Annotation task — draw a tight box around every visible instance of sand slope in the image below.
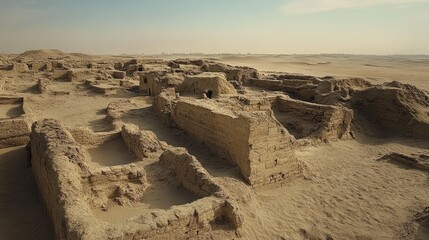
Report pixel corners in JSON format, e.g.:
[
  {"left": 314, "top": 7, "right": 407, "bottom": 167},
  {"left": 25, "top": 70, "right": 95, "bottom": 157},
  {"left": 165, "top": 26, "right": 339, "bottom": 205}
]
[
  {"left": 239, "top": 139, "right": 429, "bottom": 240},
  {"left": 0, "top": 146, "right": 54, "bottom": 239}
]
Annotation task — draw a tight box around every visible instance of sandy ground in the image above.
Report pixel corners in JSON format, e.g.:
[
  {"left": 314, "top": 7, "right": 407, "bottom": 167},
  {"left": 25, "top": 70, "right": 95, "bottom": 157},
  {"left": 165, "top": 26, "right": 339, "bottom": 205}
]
[
  {"left": 0, "top": 53, "right": 428, "bottom": 239},
  {"left": 240, "top": 138, "right": 429, "bottom": 240},
  {"left": 84, "top": 138, "right": 139, "bottom": 167},
  {"left": 0, "top": 146, "right": 54, "bottom": 239}
]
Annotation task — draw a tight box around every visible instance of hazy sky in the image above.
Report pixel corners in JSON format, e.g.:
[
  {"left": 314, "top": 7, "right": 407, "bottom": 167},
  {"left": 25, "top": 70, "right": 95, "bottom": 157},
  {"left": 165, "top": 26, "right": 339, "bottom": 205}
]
[{"left": 0, "top": 0, "right": 428, "bottom": 54}]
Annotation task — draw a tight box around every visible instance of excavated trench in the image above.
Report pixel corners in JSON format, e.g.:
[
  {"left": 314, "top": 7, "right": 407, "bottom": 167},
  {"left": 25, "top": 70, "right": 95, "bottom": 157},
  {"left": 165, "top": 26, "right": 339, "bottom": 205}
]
[
  {"left": 0, "top": 103, "right": 22, "bottom": 119},
  {"left": 0, "top": 146, "right": 54, "bottom": 239}
]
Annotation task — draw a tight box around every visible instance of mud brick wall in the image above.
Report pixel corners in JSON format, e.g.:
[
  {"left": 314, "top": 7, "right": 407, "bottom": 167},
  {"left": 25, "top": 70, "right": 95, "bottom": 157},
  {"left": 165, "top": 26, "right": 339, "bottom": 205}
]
[
  {"left": 52, "top": 69, "right": 69, "bottom": 80},
  {"left": 0, "top": 97, "right": 32, "bottom": 148},
  {"left": 70, "top": 127, "right": 120, "bottom": 145},
  {"left": 30, "top": 119, "right": 106, "bottom": 240},
  {"left": 83, "top": 164, "right": 147, "bottom": 208},
  {"left": 245, "top": 111, "right": 301, "bottom": 187},
  {"left": 30, "top": 119, "right": 243, "bottom": 239},
  {"left": 275, "top": 96, "right": 353, "bottom": 141},
  {"left": 172, "top": 101, "right": 251, "bottom": 179},
  {"left": 121, "top": 124, "right": 164, "bottom": 159},
  {"left": 248, "top": 78, "right": 284, "bottom": 91},
  {"left": 67, "top": 69, "right": 96, "bottom": 82},
  {"left": 160, "top": 148, "right": 224, "bottom": 197},
  {"left": 177, "top": 72, "right": 237, "bottom": 98},
  {"left": 171, "top": 100, "right": 301, "bottom": 186}
]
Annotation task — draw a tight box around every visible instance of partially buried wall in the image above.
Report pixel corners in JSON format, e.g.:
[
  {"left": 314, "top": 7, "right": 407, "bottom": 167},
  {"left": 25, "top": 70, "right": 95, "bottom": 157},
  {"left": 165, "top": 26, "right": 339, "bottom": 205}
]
[
  {"left": 272, "top": 96, "right": 353, "bottom": 141},
  {"left": 0, "top": 96, "right": 33, "bottom": 148},
  {"left": 168, "top": 99, "right": 301, "bottom": 186},
  {"left": 31, "top": 119, "right": 243, "bottom": 239},
  {"left": 176, "top": 72, "right": 237, "bottom": 98}
]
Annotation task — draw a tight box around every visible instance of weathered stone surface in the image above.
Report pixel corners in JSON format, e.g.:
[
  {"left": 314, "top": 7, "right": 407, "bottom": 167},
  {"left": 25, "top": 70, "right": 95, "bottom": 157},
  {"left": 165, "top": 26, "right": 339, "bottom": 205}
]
[
  {"left": 30, "top": 119, "right": 243, "bottom": 239},
  {"left": 0, "top": 96, "right": 32, "bottom": 148},
  {"left": 154, "top": 95, "right": 302, "bottom": 186}
]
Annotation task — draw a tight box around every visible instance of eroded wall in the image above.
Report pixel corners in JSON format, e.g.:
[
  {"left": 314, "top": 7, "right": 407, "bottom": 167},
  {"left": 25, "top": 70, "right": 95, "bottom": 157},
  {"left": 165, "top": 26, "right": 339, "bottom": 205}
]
[
  {"left": 170, "top": 99, "right": 301, "bottom": 186},
  {"left": 273, "top": 96, "right": 353, "bottom": 141},
  {"left": 30, "top": 119, "right": 243, "bottom": 239},
  {"left": 0, "top": 97, "right": 32, "bottom": 148}
]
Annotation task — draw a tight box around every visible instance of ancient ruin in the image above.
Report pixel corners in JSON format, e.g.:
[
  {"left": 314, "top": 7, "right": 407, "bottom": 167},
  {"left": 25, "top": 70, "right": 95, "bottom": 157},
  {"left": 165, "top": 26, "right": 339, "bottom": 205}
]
[{"left": 0, "top": 50, "right": 428, "bottom": 239}]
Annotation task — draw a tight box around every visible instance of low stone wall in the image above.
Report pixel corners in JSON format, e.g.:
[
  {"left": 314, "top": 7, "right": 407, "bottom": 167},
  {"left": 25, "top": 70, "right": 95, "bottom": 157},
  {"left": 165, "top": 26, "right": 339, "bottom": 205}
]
[
  {"left": 83, "top": 164, "right": 147, "bottom": 208},
  {"left": 274, "top": 96, "right": 353, "bottom": 141},
  {"left": 68, "top": 69, "right": 96, "bottom": 82},
  {"left": 159, "top": 98, "right": 301, "bottom": 186},
  {"left": 32, "top": 62, "right": 53, "bottom": 72},
  {"left": 38, "top": 78, "right": 51, "bottom": 93},
  {"left": 176, "top": 72, "right": 237, "bottom": 98},
  {"left": 248, "top": 79, "right": 284, "bottom": 91},
  {"left": 0, "top": 96, "right": 33, "bottom": 148},
  {"left": 12, "top": 63, "right": 29, "bottom": 73},
  {"left": 30, "top": 119, "right": 103, "bottom": 240},
  {"left": 152, "top": 90, "right": 177, "bottom": 126},
  {"left": 121, "top": 124, "right": 164, "bottom": 159},
  {"left": 70, "top": 127, "right": 120, "bottom": 145},
  {"left": 52, "top": 69, "right": 69, "bottom": 80},
  {"left": 31, "top": 119, "right": 243, "bottom": 239},
  {"left": 160, "top": 148, "right": 224, "bottom": 198}
]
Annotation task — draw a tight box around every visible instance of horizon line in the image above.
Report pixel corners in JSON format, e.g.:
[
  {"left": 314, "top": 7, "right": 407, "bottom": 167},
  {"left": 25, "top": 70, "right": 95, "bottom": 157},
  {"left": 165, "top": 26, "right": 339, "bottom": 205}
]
[{"left": 2, "top": 49, "right": 428, "bottom": 57}]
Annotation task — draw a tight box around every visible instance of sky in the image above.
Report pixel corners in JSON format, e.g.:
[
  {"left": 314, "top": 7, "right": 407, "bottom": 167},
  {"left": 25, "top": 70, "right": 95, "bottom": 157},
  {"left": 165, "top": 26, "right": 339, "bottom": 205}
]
[{"left": 0, "top": 0, "right": 428, "bottom": 55}]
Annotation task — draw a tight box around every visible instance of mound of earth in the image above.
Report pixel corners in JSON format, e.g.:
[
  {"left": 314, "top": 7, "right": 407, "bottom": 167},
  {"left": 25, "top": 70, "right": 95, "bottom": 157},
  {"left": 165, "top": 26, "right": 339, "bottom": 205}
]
[
  {"left": 317, "top": 77, "right": 373, "bottom": 94},
  {"left": 351, "top": 81, "right": 429, "bottom": 138},
  {"left": 16, "top": 49, "right": 90, "bottom": 60},
  {"left": 313, "top": 77, "right": 374, "bottom": 105}
]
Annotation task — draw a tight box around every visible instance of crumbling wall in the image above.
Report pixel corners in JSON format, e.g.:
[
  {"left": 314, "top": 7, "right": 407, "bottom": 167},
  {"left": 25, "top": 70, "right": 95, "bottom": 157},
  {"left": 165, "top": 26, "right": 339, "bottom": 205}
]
[
  {"left": 203, "top": 62, "right": 259, "bottom": 83},
  {"left": 52, "top": 69, "right": 69, "bottom": 80},
  {"left": 139, "top": 72, "right": 184, "bottom": 96},
  {"left": 351, "top": 82, "right": 429, "bottom": 138},
  {"left": 112, "top": 71, "right": 126, "bottom": 79},
  {"left": 70, "top": 127, "right": 120, "bottom": 145},
  {"left": 12, "top": 63, "right": 29, "bottom": 73},
  {"left": 246, "top": 113, "right": 301, "bottom": 186},
  {"left": 176, "top": 72, "right": 237, "bottom": 98},
  {"left": 121, "top": 124, "right": 164, "bottom": 159},
  {"left": 152, "top": 90, "right": 177, "bottom": 126},
  {"left": 248, "top": 79, "right": 284, "bottom": 91},
  {"left": 172, "top": 101, "right": 251, "bottom": 176},
  {"left": 30, "top": 119, "right": 105, "bottom": 240},
  {"left": 30, "top": 119, "right": 243, "bottom": 239},
  {"left": 67, "top": 69, "right": 96, "bottom": 82},
  {"left": 273, "top": 96, "right": 353, "bottom": 141},
  {"left": 82, "top": 164, "right": 147, "bottom": 208},
  {"left": 171, "top": 100, "right": 300, "bottom": 186},
  {"left": 317, "top": 77, "right": 373, "bottom": 93},
  {"left": 32, "top": 62, "right": 53, "bottom": 72},
  {"left": 38, "top": 78, "right": 51, "bottom": 93},
  {"left": 139, "top": 72, "right": 167, "bottom": 96},
  {"left": 160, "top": 148, "right": 224, "bottom": 197},
  {"left": 0, "top": 96, "right": 32, "bottom": 148}
]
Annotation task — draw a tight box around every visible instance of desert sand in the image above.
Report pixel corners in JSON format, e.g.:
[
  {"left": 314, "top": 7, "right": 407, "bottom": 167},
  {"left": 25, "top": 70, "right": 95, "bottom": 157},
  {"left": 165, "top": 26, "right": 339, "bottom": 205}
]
[{"left": 0, "top": 50, "right": 428, "bottom": 240}]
